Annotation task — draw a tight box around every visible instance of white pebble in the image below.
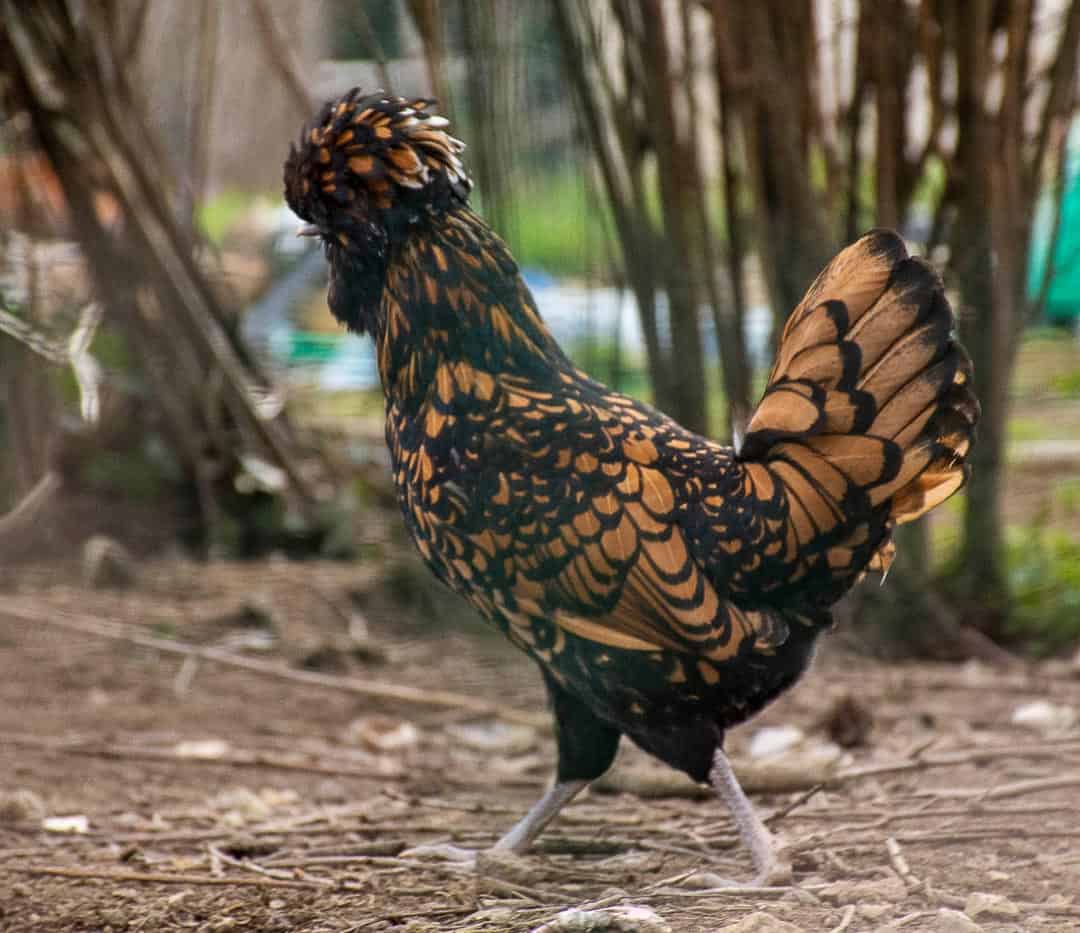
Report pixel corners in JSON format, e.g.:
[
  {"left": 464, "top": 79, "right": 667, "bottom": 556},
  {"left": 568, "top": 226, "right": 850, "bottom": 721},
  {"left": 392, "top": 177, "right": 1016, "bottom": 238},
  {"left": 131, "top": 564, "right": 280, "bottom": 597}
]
[
  {"left": 1011, "top": 701, "right": 1076, "bottom": 734},
  {"left": 965, "top": 892, "right": 1021, "bottom": 919},
  {"left": 43, "top": 815, "right": 89, "bottom": 834},
  {"left": 748, "top": 725, "right": 805, "bottom": 759},
  {"left": 532, "top": 906, "right": 671, "bottom": 933},
  {"left": 937, "top": 908, "right": 984, "bottom": 932}
]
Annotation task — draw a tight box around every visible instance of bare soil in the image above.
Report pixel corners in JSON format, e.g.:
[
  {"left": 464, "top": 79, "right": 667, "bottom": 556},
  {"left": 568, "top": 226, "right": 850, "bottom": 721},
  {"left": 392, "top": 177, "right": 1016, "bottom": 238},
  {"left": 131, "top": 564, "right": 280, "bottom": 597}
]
[{"left": 1, "top": 557, "right": 1079, "bottom": 932}]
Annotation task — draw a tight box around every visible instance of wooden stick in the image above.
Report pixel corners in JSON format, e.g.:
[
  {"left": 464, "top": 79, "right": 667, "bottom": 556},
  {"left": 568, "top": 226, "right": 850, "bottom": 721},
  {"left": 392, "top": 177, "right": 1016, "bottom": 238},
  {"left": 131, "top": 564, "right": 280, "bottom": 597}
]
[
  {"left": 12, "top": 865, "right": 332, "bottom": 890},
  {"left": 1, "top": 732, "right": 404, "bottom": 781},
  {"left": 830, "top": 742, "right": 1080, "bottom": 785},
  {"left": 0, "top": 471, "right": 61, "bottom": 546},
  {"left": 2, "top": 600, "right": 548, "bottom": 729},
  {"left": 209, "top": 845, "right": 334, "bottom": 886},
  {"left": 828, "top": 905, "right": 857, "bottom": 933},
  {"left": 245, "top": 0, "right": 312, "bottom": 116},
  {"left": 885, "top": 836, "right": 922, "bottom": 892},
  {"left": 984, "top": 775, "right": 1080, "bottom": 800}
]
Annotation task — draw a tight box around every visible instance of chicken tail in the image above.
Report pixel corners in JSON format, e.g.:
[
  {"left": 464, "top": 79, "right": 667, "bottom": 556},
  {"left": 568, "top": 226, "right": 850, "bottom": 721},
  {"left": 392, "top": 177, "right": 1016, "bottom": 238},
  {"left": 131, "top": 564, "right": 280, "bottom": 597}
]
[{"left": 739, "top": 229, "right": 979, "bottom": 587}]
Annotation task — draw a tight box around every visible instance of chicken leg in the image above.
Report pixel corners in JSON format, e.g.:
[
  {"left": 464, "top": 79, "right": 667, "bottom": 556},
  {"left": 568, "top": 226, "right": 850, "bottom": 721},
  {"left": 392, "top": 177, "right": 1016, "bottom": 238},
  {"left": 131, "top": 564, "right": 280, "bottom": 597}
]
[
  {"left": 709, "top": 747, "right": 791, "bottom": 886},
  {"left": 491, "top": 779, "right": 588, "bottom": 852},
  {"left": 403, "top": 779, "right": 587, "bottom": 865}
]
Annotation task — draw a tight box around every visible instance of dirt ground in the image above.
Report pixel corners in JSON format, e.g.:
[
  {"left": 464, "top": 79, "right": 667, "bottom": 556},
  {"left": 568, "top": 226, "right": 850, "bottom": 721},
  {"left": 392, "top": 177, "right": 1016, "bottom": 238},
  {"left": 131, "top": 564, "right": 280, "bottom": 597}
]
[{"left": 2, "top": 557, "right": 1080, "bottom": 933}]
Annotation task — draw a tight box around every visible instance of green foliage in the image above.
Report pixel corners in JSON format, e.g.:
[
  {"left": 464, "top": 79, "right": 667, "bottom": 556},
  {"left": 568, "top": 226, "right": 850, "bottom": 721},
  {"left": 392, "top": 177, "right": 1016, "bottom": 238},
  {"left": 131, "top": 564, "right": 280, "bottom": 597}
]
[
  {"left": 198, "top": 190, "right": 255, "bottom": 244},
  {"left": 1049, "top": 367, "right": 1080, "bottom": 398},
  {"left": 910, "top": 155, "right": 947, "bottom": 213},
  {"left": 566, "top": 337, "right": 651, "bottom": 399},
  {"left": 1005, "top": 521, "right": 1080, "bottom": 654},
  {"left": 509, "top": 170, "right": 612, "bottom": 278},
  {"left": 1007, "top": 416, "right": 1050, "bottom": 445},
  {"left": 1053, "top": 476, "right": 1080, "bottom": 517}
]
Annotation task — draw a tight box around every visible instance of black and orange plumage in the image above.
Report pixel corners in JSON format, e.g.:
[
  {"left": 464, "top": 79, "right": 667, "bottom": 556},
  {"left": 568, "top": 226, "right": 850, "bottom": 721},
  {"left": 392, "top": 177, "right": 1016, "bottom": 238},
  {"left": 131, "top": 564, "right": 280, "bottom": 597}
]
[{"left": 284, "top": 89, "right": 979, "bottom": 882}]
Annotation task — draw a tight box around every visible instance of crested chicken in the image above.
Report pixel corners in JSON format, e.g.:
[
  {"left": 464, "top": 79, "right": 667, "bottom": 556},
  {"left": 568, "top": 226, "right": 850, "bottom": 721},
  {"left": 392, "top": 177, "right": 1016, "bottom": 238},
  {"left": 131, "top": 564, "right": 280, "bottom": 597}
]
[{"left": 283, "top": 89, "right": 978, "bottom": 883}]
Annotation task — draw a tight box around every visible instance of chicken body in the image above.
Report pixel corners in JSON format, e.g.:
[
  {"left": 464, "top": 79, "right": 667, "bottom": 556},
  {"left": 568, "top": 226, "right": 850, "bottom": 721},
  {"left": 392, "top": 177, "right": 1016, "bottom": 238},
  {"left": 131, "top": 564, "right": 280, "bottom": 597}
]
[
  {"left": 284, "top": 90, "right": 978, "bottom": 880},
  {"left": 380, "top": 209, "right": 821, "bottom": 786}
]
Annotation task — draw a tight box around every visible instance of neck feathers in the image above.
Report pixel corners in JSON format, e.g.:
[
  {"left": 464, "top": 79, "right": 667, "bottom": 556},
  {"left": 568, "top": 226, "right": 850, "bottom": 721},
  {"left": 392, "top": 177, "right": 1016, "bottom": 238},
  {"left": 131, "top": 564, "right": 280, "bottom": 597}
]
[{"left": 369, "top": 207, "right": 567, "bottom": 406}]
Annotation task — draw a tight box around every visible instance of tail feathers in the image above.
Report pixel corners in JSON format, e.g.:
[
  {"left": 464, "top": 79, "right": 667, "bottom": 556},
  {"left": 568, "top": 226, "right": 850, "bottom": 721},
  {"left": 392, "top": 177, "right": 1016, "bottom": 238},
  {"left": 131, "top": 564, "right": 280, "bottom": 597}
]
[{"left": 741, "top": 229, "right": 978, "bottom": 590}]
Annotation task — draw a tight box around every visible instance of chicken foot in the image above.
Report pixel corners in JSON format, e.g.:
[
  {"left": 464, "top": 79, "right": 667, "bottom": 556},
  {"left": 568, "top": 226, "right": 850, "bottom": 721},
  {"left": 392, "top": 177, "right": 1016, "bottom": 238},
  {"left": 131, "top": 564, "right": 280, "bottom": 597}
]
[{"left": 709, "top": 747, "right": 792, "bottom": 886}]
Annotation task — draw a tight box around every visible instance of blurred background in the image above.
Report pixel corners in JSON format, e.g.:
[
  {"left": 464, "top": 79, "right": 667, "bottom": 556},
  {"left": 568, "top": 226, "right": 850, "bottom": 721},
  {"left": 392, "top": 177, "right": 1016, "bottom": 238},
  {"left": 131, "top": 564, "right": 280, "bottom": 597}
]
[{"left": 2, "top": 0, "right": 1080, "bottom": 658}]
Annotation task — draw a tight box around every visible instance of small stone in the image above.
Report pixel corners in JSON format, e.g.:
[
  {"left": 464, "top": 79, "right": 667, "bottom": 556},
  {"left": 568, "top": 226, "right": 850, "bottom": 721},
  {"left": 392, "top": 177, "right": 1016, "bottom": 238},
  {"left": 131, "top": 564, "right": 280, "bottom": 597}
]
[
  {"left": 987, "top": 870, "right": 1010, "bottom": 882},
  {"left": 212, "top": 787, "right": 269, "bottom": 822},
  {"left": 965, "top": 892, "right": 1020, "bottom": 919},
  {"left": 856, "top": 903, "right": 892, "bottom": 920},
  {"left": 0, "top": 789, "right": 46, "bottom": 823},
  {"left": 936, "top": 908, "right": 984, "bottom": 932},
  {"left": 174, "top": 738, "right": 230, "bottom": 759},
  {"left": 1011, "top": 700, "right": 1076, "bottom": 734},
  {"left": 43, "top": 814, "right": 89, "bottom": 834},
  {"left": 83, "top": 535, "right": 135, "bottom": 588},
  {"left": 342, "top": 714, "right": 420, "bottom": 752},
  {"left": 819, "top": 877, "right": 905, "bottom": 904},
  {"left": 532, "top": 905, "right": 672, "bottom": 933},
  {"left": 748, "top": 725, "right": 805, "bottom": 759},
  {"left": 718, "top": 912, "right": 805, "bottom": 932},
  {"left": 258, "top": 788, "right": 299, "bottom": 809},
  {"left": 445, "top": 720, "right": 537, "bottom": 755}
]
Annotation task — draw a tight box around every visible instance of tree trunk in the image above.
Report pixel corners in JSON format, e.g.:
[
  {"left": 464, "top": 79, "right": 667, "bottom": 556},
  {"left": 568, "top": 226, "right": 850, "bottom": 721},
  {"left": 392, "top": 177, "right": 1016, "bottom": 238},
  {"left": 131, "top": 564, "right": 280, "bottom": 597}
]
[
  {"left": 948, "top": 0, "right": 1007, "bottom": 625},
  {"left": 460, "top": 0, "right": 520, "bottom": 250},
  {"left": 714, "top": 0, "right": 833, "bottom": 332},
  {"left": 636, "top": 0, "right": 707, "bottom": 434},
  {"left": 550, "top": 0, "right": 675, "bottom": 415}
]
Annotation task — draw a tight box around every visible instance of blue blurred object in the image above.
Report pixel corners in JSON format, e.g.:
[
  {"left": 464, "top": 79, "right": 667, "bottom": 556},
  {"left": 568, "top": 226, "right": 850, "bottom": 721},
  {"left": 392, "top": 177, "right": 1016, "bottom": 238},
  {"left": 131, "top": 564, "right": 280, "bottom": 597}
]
[
  {"left": 244, "top": 252, "right": 771, "bottom": 392},
  {"left": 1028, "top": 121, "right": 1080, "bottom": 325}
]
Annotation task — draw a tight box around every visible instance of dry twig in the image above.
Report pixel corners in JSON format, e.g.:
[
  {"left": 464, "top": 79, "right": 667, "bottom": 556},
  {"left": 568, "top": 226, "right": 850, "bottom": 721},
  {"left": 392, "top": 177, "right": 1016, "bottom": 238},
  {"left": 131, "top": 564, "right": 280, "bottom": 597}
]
[
  {"left": 1, "top": 732, "right": 404, "bottom": 781},
  {"left": 12, "top": 865, "right": 339, "bottom": 890},
  {"left": 2, "top": 600, "right": 547, "bottom": 728},
  {"left": 828, "top": 904, "right": 857, "bottom": 933},
  {"left": 885, "top": 836, "right": 922, "bottom": 892}
]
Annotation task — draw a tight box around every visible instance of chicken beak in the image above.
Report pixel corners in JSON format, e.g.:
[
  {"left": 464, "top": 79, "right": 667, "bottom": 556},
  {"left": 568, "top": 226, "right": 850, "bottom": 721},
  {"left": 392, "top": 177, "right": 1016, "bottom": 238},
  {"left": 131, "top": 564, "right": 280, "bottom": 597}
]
[{"left": 297, "top": 224, "right": 321, "bottom": 238}]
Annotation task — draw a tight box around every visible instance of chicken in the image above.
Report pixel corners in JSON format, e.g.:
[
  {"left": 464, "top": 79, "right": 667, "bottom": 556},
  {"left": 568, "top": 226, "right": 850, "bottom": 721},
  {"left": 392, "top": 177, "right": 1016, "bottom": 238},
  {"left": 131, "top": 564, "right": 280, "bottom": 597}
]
[{"left": 283, "top": 89, "right": 979, "bottom": 883}]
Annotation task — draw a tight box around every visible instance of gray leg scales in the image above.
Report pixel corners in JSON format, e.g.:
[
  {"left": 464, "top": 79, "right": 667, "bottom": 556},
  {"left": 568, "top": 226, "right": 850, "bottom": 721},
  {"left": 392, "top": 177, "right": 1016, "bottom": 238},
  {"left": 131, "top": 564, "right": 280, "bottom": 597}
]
[
  {"left": 491, "top": 779, "right": 587, "bottom": 853},
  {"left": 709, "top": 747, "right": 792, "bottom": 886},
  {"left": 403, "top": 780, "right": 587, "bottom": 865}
]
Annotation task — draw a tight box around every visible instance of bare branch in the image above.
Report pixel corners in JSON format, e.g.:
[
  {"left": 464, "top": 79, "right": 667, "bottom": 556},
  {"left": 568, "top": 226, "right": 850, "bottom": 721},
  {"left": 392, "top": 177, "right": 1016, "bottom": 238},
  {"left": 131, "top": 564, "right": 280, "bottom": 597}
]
[
  {"left": 1033, "top": 0, "right": 1080, "bottom": 190},
  {"left": 246, "top": 0, "right": 312, "bottom": 116},
  {"left": 2, "top": 599, "right": 550, "bottom": 729}
]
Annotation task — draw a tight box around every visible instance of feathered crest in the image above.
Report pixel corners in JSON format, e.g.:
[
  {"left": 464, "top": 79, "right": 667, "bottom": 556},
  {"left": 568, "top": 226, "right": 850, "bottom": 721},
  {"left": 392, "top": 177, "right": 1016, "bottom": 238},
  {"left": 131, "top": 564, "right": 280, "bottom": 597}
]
[{"left": 284, "top": 89, "right": 471, "bottom": 231}]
